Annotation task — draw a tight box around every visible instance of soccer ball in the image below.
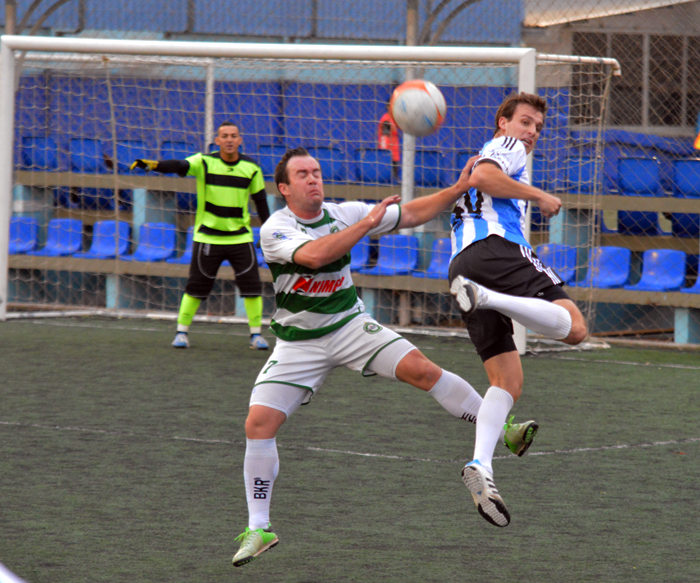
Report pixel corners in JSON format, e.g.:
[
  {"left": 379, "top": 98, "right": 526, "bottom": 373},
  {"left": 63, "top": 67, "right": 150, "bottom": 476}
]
[{"left": 389, "top": 80, "right": 447, "bottom": 137}]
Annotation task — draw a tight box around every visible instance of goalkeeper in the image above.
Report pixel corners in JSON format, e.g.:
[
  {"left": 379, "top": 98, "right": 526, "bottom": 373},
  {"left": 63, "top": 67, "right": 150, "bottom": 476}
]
[{"left": 131, "top": 121, "right": 271, "bottom": 350}]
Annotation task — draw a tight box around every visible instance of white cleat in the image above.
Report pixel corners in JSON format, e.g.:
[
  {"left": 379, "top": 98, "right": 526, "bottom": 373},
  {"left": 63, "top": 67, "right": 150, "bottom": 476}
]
[
  {"left": 172, "top": 332, "right": 190, "bottom": 349},
  {"left": 249, "top": 334, "right": 269, "bottom": 350},
  {"left": 450, "top": 275, "right": 484, "bottom": 316},
  {"left": 462, "top": 460, "right": 510, "bottom": 527}
]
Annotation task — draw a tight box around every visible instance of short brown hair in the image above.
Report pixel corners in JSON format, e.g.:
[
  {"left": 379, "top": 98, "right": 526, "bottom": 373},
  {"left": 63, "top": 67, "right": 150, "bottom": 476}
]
[
  {"left": 217, "top": 121, "right": 239, "bottom": 133},
  {"left": 274, "top": 147, "right": 311, "bottom": 189},
  {"left": 493, "top": 92, "right": 548, "bottom": 135}
]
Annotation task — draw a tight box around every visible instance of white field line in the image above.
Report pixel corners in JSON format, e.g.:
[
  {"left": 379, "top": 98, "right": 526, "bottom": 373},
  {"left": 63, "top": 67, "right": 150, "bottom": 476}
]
[
  {"left": 1, "top": 420, "right": 697, "bottom": 465},
  {"left": 10, "top": 320, "right": 700, "bottom": 370},
  {"left": 8, "top": 318, "right": 251, "bottom": 337},
  {"left": 548, "top": 355, "right": 700, "bottom": 371}
]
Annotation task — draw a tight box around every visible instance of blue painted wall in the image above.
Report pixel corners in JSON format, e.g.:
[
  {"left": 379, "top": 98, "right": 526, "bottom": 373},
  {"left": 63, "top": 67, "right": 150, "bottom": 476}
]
[{"left": 1, "top": 0, "right": 522, "bottom": 45}]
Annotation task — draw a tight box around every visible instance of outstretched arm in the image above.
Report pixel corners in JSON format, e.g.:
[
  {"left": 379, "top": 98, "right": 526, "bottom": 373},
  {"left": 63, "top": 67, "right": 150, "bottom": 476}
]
[
  {"left": 130, "top": 159, "right": 190, "bottom": 177},
  {"left": 470, "top": 161, "right": 562, "bottom": 218},
  {"left": 293, "top": 195, "right": 401, "bottom": 269},
  {"left": 397, "top": 155, "right": 477, "bottom": 230}
]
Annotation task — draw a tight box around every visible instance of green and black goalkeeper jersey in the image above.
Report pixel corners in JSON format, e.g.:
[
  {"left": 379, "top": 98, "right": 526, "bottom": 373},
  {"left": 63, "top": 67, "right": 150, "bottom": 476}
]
[{"left": 184, "top": 152, "right": 267, "bottom": 245}]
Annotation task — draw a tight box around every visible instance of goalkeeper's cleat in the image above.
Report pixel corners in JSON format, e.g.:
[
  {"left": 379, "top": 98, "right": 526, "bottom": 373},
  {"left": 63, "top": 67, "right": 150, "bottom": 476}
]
[
  {"left": 172, "top": 332, "right": 189, "bottom": 349},
  {"left": 503, "top": 415, "right": 539, "bottom": 457},
  {"left": 462, "top": 460, "right": 510, "bottom": 528},
  {"left": 130, "top": 159, "right": 159, "bottom": 172},
  {"left": 232, "top": 526, "right": 279, "bottom": 567},
  {"left": 449, "top": 275, "right": 484, "bottom": 316},
  {"left": 250, "top": 334, "right": 269, "bottom": 350}
]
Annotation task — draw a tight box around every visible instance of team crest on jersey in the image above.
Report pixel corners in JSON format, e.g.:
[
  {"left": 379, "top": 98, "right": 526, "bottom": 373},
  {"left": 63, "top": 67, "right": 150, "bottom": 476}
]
[
  {"left": 363, "top": 322, "right": 382, "bottom": 334},
  {"left": 330, "top": 225, "right": 339, "bottom": 233}
]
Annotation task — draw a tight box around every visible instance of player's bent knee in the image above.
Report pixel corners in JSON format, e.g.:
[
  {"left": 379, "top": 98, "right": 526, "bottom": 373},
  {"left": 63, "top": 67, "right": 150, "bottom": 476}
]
[
  {"left": 245, "top": 405, "right": 286, "bottom": 439},
  {"left": 395, "top": 350, "right": 443, "bottom": 391},
  {"left": 563, "top": 315, "right": 588, "bottom": 345}
]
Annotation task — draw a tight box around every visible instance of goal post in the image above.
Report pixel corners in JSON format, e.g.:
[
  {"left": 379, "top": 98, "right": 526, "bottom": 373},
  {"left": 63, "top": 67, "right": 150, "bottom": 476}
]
[{"left": 0, "top": 35, "right": 619, "bottom": 351}]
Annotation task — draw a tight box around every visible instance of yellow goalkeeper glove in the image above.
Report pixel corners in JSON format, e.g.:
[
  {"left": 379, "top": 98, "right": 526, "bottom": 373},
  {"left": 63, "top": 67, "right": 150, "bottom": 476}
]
[{"left": 130, "top": 159, "right": 159, "bottom": 172}]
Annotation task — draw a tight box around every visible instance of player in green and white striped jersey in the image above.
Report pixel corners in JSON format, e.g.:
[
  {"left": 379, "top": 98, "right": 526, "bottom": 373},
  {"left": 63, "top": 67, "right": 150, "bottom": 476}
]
[{"left": 232, "top": 147, "right": 537, "bottom": 566}]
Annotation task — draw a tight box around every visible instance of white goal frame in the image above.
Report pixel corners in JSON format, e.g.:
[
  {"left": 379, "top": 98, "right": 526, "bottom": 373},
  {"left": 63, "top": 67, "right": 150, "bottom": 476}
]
[{"left": 0, "top": 35, "right": 620, "bottom": 353}]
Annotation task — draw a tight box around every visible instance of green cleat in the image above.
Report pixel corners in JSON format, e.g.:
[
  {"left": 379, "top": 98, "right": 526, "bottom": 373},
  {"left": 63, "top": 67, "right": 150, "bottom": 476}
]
[
  {"left": 503, "top": 415, "right": 539, "bottom": 457},
  {"left": 232, "top": 526, "right": 279, "bottom": 567}
]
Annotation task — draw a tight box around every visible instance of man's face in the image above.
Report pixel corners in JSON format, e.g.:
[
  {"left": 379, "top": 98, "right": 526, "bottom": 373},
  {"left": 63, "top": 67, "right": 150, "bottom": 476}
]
[
  {"left": 215, "top": 125, "right": 242, "bottom": 156},
  {"left": 278, "top": 156, "right": 324, "bottom": 218},
  {"left": 498, "top": 103, "right": 544, "bottom": 154}
]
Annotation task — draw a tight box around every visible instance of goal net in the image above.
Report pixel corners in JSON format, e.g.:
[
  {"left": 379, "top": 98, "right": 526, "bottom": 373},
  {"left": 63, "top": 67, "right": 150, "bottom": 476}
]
[{"left": 0, "top": 37, "right": 618, "bottom": 349}]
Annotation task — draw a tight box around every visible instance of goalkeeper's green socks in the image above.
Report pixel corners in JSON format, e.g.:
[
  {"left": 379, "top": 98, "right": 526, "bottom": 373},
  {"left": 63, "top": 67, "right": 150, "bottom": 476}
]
[
  {"left": 177, "top": 293, "right": 202, "bottom": 332},
  {"left": 244, "top": 296, "right": 263, "bottom": 335}
]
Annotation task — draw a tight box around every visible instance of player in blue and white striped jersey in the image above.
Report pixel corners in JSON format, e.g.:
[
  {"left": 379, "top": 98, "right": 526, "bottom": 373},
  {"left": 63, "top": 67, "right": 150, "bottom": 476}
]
[
  {"left": 448, "top": 92, "right": 589, "bottom": 528},
  {"left": 451, "top": 134, "right": 533, "bottom": 251}
]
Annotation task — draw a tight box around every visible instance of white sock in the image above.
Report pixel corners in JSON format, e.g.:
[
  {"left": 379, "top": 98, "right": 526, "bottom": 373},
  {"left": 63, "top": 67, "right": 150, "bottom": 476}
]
[
  {"left": 177, "top": 324, "right": 189, "bottom": 333},
  {"left": 479, "top": 287, "right": 572, "bottom": 340},
  {"left": 473, "top": 386, "right": 514, "bottom": 476},
  {"left": 428, "top": 369, "right": 482, "bottom": 424},
  {"left": 244, "top": 438, "right": 279, "bottom": 530}
]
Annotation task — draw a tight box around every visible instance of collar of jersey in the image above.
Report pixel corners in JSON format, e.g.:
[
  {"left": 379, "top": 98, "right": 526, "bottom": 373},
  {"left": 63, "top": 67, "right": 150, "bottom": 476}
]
[
  {"left": 207, "top": 151, "right": 241, "bottom": 166},
  {"left": 291, "top": 207, "right": 328, "bottom": 228}
]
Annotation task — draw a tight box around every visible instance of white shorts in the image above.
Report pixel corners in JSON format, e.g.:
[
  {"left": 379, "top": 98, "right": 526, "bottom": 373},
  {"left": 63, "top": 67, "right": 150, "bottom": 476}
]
[{"left": 250, "top": 313, "right": 416, "bottom": 417}]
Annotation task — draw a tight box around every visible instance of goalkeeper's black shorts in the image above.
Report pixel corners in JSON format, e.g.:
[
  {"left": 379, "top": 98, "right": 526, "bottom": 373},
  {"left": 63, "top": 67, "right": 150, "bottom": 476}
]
[{"left": 185, "top": 240, "right": 262, "bottom": 298}]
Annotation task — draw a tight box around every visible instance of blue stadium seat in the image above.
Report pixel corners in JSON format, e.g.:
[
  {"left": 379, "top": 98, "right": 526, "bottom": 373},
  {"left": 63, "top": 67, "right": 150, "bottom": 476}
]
[
  {"left": 350, "top": 236, "right": 372, "bottom": 271},
  {"left": 680, "top": 278, "right": 700, "bottom": 294},
  {"left": 359, "top": 234, "right": 419, "bottom": 276},
  {"left": 27, "top": 218, "right": 83, "bottom": 257},
  {"left": 69, "top": 138, "right": 106, "bottom": 174},
  {"left": 9, "top": 217, "right": 39, "bottom": 254},
  {"left": 570, "top": 246, "right": 631, "bottom": 288},
  {"left": 415, "top": 150, "right": 450, "bottom": 188},
  {"left": 532, "top": 155, "right": 566, "bottom": 193},
  {"left": 157, "top": 81, "right": 206, "bottom": 145},
  {"left": 623, "top": 249, "right": 686, "bottom": 292},
  {"left": 52, "top": 77, "right": 112, "bottom": 144},
  {"left": 68, "top": 138, "right": 119, "bottom": 210},
  {"left": 19, "top": 136, "right": 58, "bottom": 171},
  {"left": 175, "top": 191, "right": 197, "bottom": 213},
  {"left": 412, "top": 238, "right": 451, "bottom": 279},
  {"left": 113, "top": 140, "right": 155, "bottom": 174},
  {"left": 670, "top": 159, "right": 700, "bottom": 238},
  {"left": 456, "top": 151, "right": 477, "bottom": 171},
  {"left": 565, "top": 157, "right": 616, "bottom": 232},
  {"left": 535, "top": 243, "right": 577, "bottom": 285},
  {"left": 529, "top": 155, "right": 555, "bottom": 231},
  {"left": 160, "top": 141, "right": 199, "bottom": 211},
  {"left": 354, "top": 149, "right": 393, "bottom": 184},
  {"left": 166, "top": 226, "right": 195, "bottom": 265},
  {"left": 73, "top": 220, "right": 130, "bottom": 259},
  {"left": 616, "top": 158, "right": 666, "bottom": 235},
  {"left": 252, "top": 227, "right": 267, "bottom": 268},
  {"left": 566, "top": 157, "right": 597, "bottom": 193},
  {"left": 531, "top": 156, "right": 549, "bottom": 191},
  {"left": 257, "top": 145, "right": 288, "bottom": 179},
  {"left": 307, "top": 146, "right": 347, "bottom": 183},
  {"left": 161, "top": 140, "right": 197, "bottom": 160},
  {"left": 213, "top": 82, "right": 284, "bottom": 154},
  {"left": 283, "top": 83, "right": 363, "bottom": 151},
  {"left": 120, "top": 223, "right": 176, "bottom": 262}
]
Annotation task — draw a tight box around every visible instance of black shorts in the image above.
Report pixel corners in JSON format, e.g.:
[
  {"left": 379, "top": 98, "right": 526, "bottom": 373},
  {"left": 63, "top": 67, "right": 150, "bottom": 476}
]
[
  {"left": 448, "top": 235, "right": 571, "bottom": 362},
  {"left": 185, "top": 240, "right": 262, "bottom": 299}
]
